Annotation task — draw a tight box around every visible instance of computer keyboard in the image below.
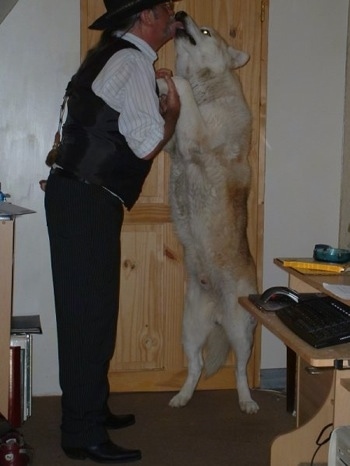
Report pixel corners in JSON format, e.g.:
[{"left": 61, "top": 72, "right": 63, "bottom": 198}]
[{"left": 275, "top": 296, "right": 350, "bottom": 348}]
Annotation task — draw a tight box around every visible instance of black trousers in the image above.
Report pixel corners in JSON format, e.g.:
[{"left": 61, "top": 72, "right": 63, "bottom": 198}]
[{"left": 45, "top": 173, "right": 124, "bottom": 447}]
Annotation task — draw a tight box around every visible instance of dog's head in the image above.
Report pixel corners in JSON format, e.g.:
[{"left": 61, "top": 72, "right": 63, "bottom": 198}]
[{"left": 174, "top": 11, "right": 249, "bottom": 79}]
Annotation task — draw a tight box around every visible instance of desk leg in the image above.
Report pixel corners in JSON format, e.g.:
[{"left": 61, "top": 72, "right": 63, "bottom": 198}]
[
  {"left": 333, "top": 370, "right": 350, "bottom": 427},
  {"left": 286, "top": 347, "right": 296, "bottom": 414},
  {"left": 271, "top": 374, "right": 334, "bottom": 465}
]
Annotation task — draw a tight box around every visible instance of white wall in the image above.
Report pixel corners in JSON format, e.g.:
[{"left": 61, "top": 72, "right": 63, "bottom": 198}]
[
  {"left": 0, "top": 0, "right": 80, "bottom": 395},
  {"left": 262, "top": 0, "right": 349, "bottom": 368},
  {"left": 0, "top": 0, "right": 19, "bottom": 24},
  {"left": 0, "top": 0, "right": 348, "bottom": 395}
]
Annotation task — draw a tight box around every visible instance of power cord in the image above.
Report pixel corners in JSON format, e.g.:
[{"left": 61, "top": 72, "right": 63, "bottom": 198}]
[{"left": 310, "top": 423, "right": 333, "bottom": 466}]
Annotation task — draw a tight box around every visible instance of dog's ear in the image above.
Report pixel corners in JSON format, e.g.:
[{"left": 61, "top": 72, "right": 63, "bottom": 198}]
[{"left": 228, "top": 48, "right": 250, "bottom": 69}]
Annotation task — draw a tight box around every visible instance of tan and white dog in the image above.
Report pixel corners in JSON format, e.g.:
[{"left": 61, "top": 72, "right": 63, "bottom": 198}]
[{"left": 158, "top": 11, "right": 259, "bottom": 414}]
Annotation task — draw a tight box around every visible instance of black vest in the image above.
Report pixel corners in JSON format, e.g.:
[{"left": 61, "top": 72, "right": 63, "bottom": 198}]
[{"left": 56, "top": 38, "right": 154, "bottom": 210}]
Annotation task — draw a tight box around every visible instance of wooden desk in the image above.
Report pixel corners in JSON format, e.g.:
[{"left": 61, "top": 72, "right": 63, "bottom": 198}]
[
  {"left": 274, "top": 257, "right": 350, "bottom": 304},
  {"left": 240, "top": 262, "right": 350, "bottom": 466},
  {"left": 0, "top": 219, "right": 14, "bottom": 418},
  {"left": 0, "top": 205, "right": 35, "bottom": 418}
]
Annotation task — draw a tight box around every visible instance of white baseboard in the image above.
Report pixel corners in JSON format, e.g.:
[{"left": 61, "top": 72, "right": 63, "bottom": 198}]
[{"left": 260, "top": 368, "right": 286, "bottom": 391}]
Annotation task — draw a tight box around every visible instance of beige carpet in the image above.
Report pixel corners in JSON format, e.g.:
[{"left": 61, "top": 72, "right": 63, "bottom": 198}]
[{"left": 21, "top": 389, "right": 295, "bottom": 466}]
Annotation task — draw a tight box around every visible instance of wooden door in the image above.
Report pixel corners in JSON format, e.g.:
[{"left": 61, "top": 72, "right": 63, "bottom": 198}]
[{"left": 80, "top": 0, "right": 267, "bottom": 393}]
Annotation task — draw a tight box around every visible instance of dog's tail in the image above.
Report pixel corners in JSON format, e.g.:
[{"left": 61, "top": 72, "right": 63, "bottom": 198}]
[{"left": 204, "top": 324, "right": 230, "bottom": 377}]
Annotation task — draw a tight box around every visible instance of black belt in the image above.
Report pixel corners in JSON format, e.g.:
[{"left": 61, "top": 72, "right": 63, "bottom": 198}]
[
  {"left": 50, "top": 167, "right": 91, "bottom": 185},
  {"left": 50, "top": 167, "right": 123, "bottom": 204}
]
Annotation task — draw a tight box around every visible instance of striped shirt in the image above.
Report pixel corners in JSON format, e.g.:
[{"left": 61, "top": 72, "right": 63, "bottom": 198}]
[{"left": 92, "top": 32, "right": 164, "bottom": 159}]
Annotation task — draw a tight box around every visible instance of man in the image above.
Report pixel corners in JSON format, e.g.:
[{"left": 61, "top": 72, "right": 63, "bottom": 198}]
[{"left": 44, "top": 0, "right": 182, "bottom": 463}]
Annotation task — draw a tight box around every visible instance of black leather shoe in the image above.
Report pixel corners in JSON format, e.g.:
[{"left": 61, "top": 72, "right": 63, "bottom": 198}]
[
  {"left": 63, "top": 439, "right": 142, "bottom": 463},
  {"left": 104, "top": 413, "right": 135, "bottom": 430}
]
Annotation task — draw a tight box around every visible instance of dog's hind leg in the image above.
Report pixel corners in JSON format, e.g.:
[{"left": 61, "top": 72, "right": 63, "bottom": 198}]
[
  {"left": 169, "top": 279, "right": 214, "bottom": 408},
  {"left": 221, "top": 292, "right": 259, "bottom": 414}
]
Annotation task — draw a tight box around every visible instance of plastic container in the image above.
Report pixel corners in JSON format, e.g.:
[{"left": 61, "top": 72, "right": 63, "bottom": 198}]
[
  {"left": 0, "top": 183, "right": 6, "bottom": 202},
  {"left": 313, "top": 244, "right": 350, "bottom": 264}
]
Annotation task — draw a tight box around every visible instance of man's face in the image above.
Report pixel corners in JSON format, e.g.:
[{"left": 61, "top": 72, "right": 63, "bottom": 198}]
[{"left": 152, "top": 1, "right": 180, "bottom": 48}]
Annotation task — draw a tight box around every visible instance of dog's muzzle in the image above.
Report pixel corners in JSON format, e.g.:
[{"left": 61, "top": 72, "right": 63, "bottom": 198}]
[{"left": 175, "top": 11, "right": 196, "bottom": 45}]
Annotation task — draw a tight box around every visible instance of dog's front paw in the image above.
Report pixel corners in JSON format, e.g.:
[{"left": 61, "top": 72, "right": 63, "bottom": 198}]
[
  {"left": 157, "top": 76, "right": 191, "bottom": 99},
  {"left": 156, "top": 77, "right": 168, "bottom": 96},
  {"left": 171, "top": 76, "right": 192, "bottom": 98},
  {"left": 239, "top": 399, "right": 259, "bottom": 414},
  {"left": 169, "top": 392, "right": 191, "bottom": 408}
]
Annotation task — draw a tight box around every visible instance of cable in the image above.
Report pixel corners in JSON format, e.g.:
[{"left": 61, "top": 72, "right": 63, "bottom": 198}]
[{"left": 310, "top": 423, "right": 333, "bottom": 466}]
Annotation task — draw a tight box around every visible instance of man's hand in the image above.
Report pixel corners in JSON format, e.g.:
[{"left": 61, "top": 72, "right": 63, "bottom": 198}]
[
  {"left": 143, "top": 73, "right": 181, "bottom": 160},
  {"left": 156, "top": 68, "right": 173, "bottom": 80},
  {"left": 160, "top": 75, "right": 181, "bottom": 124}
]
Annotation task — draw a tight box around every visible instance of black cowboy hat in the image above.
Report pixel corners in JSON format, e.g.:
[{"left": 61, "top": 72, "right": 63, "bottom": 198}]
[{"left": 89, "top": 0, "right": 180, "bottom": 30}]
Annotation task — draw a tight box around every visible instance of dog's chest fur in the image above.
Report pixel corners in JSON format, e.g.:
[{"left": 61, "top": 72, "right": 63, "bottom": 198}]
[{"left": 169, "top": 73, "right": 253, "bottom": 276}]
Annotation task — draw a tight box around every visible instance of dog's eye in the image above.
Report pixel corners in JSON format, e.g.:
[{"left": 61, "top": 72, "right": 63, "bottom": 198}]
[{"left": 201, "top": 28, "right": 211, "bottom": 37}]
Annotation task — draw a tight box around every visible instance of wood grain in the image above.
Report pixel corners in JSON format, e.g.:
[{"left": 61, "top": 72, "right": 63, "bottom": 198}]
[{"left": 80, "top": 0, "right": 267, "bottom": 393}]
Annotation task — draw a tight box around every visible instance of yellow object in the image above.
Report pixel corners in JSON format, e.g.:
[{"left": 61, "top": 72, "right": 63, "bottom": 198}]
[{"left": 277, "top": 257, "right": 350, "bottom": 274}]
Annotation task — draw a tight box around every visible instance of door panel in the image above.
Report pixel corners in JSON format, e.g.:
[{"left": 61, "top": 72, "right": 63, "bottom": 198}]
[{"left": 80, "top": 0, "right": 267, "bottom": 392}]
